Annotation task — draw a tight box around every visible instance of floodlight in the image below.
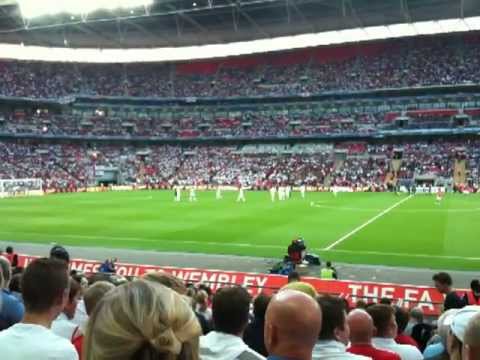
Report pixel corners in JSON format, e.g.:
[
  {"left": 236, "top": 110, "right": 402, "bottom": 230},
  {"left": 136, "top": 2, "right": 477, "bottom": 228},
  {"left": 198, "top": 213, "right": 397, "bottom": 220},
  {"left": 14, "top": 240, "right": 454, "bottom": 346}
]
[
  {"left": 438, "top": 19, "right": 468, "bottom": 33},
  {"left": 413, "top": 21, "right": 441, "bottom": 35},
  {"left": 387, "top": 23, "right": 417, "bottom": 38},
  {"left": 2, "top": 15, "right": 480, "bottom": 63},
  {"left": 364, "top": 26, "right": 391, "bottom": 41},
  {"left": 464, "top": 17, "right": 480, "bottom": 31}
]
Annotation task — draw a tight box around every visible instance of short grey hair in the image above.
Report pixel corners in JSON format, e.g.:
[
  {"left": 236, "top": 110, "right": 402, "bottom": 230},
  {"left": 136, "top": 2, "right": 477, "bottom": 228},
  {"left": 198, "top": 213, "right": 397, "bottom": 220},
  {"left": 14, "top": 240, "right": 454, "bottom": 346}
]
[{"left": 410, "top": 307, "right": 424, "bottom": 323}]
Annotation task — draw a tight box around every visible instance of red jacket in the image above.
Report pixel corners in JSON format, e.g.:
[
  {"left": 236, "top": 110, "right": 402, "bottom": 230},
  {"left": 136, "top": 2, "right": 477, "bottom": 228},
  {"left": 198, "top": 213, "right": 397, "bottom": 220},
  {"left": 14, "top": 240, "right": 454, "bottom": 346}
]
[
  {"left": 466, "top": 291, "right": 480, "bottom": 305},
  {"left": 348, "top": 344, "right": 401, "bottom": 360}
]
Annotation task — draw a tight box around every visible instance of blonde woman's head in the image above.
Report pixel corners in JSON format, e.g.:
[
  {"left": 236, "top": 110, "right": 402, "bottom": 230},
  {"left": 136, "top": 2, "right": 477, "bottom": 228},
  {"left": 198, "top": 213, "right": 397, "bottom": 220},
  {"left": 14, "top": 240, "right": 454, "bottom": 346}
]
[{"left": 83, "top": 279, "right": 202, "bottom": 360}]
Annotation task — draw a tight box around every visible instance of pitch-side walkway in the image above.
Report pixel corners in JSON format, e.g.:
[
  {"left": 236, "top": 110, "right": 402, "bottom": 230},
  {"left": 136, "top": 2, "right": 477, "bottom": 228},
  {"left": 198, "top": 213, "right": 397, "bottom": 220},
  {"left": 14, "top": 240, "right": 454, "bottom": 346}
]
[{"left": 0, "top": 241, "right": 477, "bottom": 288}]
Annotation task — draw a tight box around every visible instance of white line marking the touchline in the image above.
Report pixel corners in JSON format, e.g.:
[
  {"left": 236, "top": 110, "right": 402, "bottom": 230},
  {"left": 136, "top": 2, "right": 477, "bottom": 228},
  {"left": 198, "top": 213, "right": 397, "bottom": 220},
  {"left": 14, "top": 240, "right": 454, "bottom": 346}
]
[
  {"left": 323, "top": 195, "right": 413, "bottom": 251},
  {"left": 0, "top": 228, "right": 477, "bottom": 261},
  {"left": 0, "top": 231, "right": 284, "bottom": 250}
]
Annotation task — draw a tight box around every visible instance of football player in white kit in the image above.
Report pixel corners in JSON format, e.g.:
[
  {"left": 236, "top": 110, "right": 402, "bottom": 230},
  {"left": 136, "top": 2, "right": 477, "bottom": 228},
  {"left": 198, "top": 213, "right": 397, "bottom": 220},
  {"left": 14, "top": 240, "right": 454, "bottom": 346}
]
[
  {"left": 216, "top": 185, "right": 223, "bottom": 200},
  {"left": 237, "top": 184, "right": 246, "bottom": 203},
  {"left": 189, "top": 186, "right": 197, "bottom": 202},
  {"left": 285, "top": 185, "right": 291, "bottom": 200},
  {"left": 269, "top": 186, "right": 277, "bottom": 202},
  {"left": 300, "top": 184, "right": 306, "bottom": 199},
  {"left": 332, "top": 185, "right": 338, "bottom": 197},
  {"left": 278, "top": 186, "right": 285, "bottom": 201}
]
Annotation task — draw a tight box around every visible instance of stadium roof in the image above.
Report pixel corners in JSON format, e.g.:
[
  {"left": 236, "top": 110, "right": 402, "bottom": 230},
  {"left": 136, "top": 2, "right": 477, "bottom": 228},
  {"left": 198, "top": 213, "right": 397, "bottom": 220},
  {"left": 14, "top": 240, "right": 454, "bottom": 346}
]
[{"left": 0, "top": 0, "right": 479, "bottom": 49}]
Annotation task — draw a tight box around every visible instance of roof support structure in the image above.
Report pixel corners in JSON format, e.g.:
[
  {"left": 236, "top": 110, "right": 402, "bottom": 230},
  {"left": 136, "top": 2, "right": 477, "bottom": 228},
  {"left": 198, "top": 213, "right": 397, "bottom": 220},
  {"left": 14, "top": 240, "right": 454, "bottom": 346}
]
[
  {"left": 230, "top": 1, "right": 270, "bottom": 38},
  {"left": 286, "top": 0, "right": 315, "bottom": 32},
  {"left": 400, "top": 0, "right": 412, "bottom": 23}
]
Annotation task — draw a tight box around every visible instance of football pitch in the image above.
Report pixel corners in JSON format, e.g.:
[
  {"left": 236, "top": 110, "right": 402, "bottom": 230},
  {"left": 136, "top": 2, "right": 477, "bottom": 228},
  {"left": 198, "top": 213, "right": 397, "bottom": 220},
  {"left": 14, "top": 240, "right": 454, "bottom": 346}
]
[{"left": 1, "top": 190, "right": 479, "bottom": 271}]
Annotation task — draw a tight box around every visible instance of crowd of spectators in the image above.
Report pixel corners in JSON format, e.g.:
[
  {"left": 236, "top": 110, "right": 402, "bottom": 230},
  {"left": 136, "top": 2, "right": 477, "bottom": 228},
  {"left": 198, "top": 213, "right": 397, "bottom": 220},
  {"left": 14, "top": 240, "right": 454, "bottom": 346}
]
[
  {"left": 1, "top": 106, "right": 477, "bottom": 139},
  {"left": 0, "top": 140, "right": 478, "bottom": 191},
  {"left": 0, "top": 247, "right": 480, "bottom": 360},
  {"left": 0, "top": 36, "right": 480, "bottom": 99}
]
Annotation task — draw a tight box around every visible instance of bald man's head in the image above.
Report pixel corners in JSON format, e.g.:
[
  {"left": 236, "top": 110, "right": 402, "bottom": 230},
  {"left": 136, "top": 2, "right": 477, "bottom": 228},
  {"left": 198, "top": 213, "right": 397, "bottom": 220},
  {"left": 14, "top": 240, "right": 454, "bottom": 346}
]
[
  {"left": 347, "top": 309, "right": 375, "bottom": 344},
  {"left": 265, "top": 290, "right": 322, "bottom": 360}
]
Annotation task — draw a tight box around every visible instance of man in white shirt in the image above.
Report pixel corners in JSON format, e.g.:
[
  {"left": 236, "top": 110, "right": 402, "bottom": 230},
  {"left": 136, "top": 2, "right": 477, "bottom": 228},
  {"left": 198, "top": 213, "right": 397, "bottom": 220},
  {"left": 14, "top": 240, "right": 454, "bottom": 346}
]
[
  {"left": 300, "top": 184, "right": 306, "bottom": 199},
  {"left": 270, "top": 186, "right": 277, "bottom": 202},
  {"left": 200, "top": 287, "right": 264, "bottom": 360},
  {"left": 367, "top": 304, "right": 423, "bottom": 360},
  {"left": 237, "top": 185, "right": 246, "bottom": 203},
  {"left": 189, "top": 186, "right": 197, "bottom": 202},
  {"left": 313, "top": 296, "right": 370, "bottom": 360},
  {"left": 51, "top": 277, "right": 82, "bottom": 340},
  {"left": 216, "top": 185, "right": 223, "bottom": 200},
  {"left": 0, "top": 257, "right": 78, "bottom": 360}
]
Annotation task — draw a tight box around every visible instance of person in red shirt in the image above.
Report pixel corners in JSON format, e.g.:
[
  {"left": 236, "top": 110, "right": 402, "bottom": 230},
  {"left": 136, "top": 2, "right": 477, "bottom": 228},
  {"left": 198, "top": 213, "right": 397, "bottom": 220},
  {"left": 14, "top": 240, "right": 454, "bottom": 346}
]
[
  {"left": 4, "top": 246, "right": 18, "bottom": 269},
  {"left": 394, "top": 306, "right": 419, "bottom": 348},
  {"left": 347, "top": 309, "right": 401, "bottom": 360},
  {"left": 463, "top": 280, "right": 480, "bottom": 306}
]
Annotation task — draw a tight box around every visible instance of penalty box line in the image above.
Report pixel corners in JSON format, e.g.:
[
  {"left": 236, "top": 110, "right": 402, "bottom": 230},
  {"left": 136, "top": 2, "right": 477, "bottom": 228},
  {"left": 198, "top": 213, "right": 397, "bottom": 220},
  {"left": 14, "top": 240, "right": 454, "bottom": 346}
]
[{"left": 323, "top": 195, "right": 413, "bottom": 251}]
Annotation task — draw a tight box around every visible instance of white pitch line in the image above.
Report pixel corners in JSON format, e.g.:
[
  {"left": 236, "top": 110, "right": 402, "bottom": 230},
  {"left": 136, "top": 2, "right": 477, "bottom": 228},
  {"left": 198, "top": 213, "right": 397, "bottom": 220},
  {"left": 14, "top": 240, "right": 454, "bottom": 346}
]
[
  {"left": 319, "top": 248, "right": 480, "bottom": 261},
  {"left": 324, "top": 195, "right": 413, "bottom": 251},
  {"left": 0, "top": 231, "right": 284, "bottom": 250},
  {"left": 0, "top": 229, "right": 477, "bottom": 262}
]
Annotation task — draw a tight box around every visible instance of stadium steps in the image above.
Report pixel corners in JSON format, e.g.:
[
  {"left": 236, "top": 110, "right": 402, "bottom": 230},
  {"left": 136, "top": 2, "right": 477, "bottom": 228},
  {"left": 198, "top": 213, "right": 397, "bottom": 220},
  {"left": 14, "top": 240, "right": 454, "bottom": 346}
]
[
  {"left": 454, "top": 159, "right": 467, "bottom": 185},
  {"left": 387, "top": 159, "right": 403, "bottom": 185},
  {"left": 324, "top": 174, "right": 332, "bottom": 187}
]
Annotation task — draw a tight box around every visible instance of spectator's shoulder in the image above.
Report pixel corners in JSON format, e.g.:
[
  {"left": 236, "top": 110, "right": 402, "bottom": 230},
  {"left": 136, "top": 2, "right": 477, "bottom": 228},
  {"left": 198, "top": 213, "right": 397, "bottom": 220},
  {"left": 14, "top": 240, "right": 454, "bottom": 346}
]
[
  {"left": 49, "top": 332, "right": 79, "bottom": 360},
  {"left": 239, "top": 347, "right": 266, "bottom": 360}
]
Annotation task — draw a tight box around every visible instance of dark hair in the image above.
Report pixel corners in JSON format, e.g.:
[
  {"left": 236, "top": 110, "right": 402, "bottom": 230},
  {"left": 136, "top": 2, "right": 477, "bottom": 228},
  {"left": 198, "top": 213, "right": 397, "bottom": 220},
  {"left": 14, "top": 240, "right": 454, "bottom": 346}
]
[
  {"left": 471, "top": 279, "right": 480, "bottom": 293},
  {"left": 317, "top": 295, "right": 347, "bottom": 340},
  {"left": 49, "top": 245, "right": 70, "bottom": 264},
  {"left": 68, "top": 277, "right": 81, "bottom": 303},
  {"left": 355, "top": 300, "right": 367, "bottom": 309},
  {"left": 6, "top": 246, "right": 13, "bottom": 254},
  {"left": 212, "top": 287, "right": 252, "bottom": 335},
  {"left": 8, "top": 273, "right": 22, "bottom": 293},
  {"left": 432, "top": 272, "right": 452, "bottom": 286},
  {"left": 367, "top": 304, "right": 395, "bottom": 337},
  {"left": 21, "top": 258, "right": 69, "bottom": 313},
  {"left": 253, "top": 293, "right": 271, "bottom": 320},
  {"left": 395, "top": 306, "right": 410, "bottom": 333},
  {"left": 198, "top": 283, "right": 213, "bottom": 297},
  {"left": 380, "top": 297, "right": 392, "bottom": 305},
  {"left": 288, "top": 271, "right": 301, "bottom": 283},
  {"left": 326, "top": 261, "right": 332, "bottom": 267}
]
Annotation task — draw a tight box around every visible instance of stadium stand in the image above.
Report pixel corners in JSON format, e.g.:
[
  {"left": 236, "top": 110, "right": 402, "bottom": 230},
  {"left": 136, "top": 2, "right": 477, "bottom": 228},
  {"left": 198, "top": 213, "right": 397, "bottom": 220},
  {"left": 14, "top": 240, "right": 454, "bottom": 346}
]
[
  {"left": 1, "top": 1, "right": 480, "bottom": 357},
  {"left": 0, "top": 140, "right": 478, "bottom": 192},
  {"left": 1, "top": 35, "right": 480, "bottom": 99}
]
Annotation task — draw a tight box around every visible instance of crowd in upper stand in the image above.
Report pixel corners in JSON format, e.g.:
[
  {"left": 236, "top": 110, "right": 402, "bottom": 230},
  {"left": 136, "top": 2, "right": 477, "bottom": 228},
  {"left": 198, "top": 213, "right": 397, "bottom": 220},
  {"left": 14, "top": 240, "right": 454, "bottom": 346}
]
[
  {"left": 0, "top": 140, "right": 478, "bottom": 191},
  {"left": 1, "top": 108, "right": 478, "bottom": 139},
  {"left": 1, "top": 35, "right": 480, "bottom": 99}
]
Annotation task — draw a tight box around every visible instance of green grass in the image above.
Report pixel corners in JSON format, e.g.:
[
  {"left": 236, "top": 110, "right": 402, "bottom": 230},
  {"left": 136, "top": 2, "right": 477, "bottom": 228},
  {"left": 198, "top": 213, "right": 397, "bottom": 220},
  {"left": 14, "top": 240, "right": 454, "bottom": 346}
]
[{"left": 1, "top": 190, "right": 479, "bottom": 270}]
